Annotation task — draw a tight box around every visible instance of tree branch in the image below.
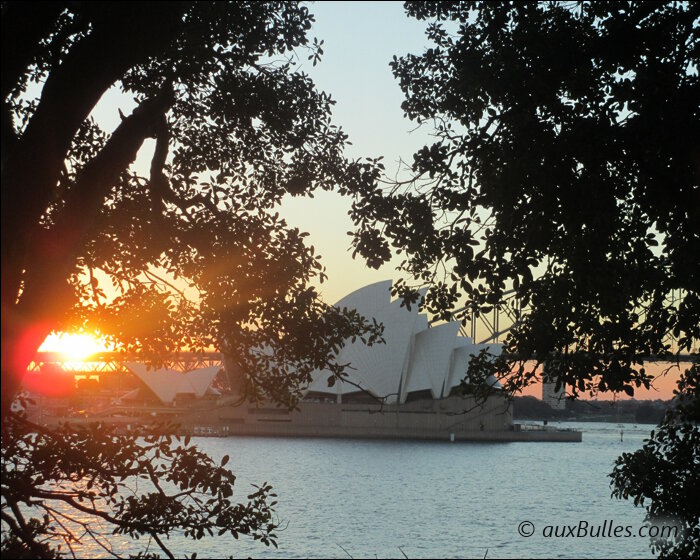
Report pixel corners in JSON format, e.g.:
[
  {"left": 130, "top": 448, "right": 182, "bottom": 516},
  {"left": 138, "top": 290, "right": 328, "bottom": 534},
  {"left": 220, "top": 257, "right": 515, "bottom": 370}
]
[
  {"left": 2, "top": 91, "right": 174, "bottom": 420},
  {"left": 150, "top": 531, "right": 176, "bottom": 560},
  {"left": 0, "top": 1, "right": 67, "bottom": 99},
  {"left": 148, "top": 113, "right": 171, "bottom": 219},
  {"left": 6, "top": 498, "right": 51, "bottom": 559},
  {"left": 1, "top": 3, "right": 183, "bottom": 314}
]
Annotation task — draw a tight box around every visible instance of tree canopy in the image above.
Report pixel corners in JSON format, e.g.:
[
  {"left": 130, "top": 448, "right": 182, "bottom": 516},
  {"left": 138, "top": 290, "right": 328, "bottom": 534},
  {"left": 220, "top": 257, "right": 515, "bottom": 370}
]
[
  {"left": 348, "top": 1, "right": 698, "bottom": 556},
  {"left": 1, "top": 2, "right": 382, "bottom": 557},
  {"left": 1, "top": 1, "right": 383, "bottom": 416}
]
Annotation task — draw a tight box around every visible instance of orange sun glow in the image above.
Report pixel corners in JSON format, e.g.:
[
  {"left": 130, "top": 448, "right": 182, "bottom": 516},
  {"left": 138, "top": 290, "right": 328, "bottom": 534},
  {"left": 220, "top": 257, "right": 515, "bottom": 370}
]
[{"left": 39, "top": 333, "right": 110, "bottom": 362}]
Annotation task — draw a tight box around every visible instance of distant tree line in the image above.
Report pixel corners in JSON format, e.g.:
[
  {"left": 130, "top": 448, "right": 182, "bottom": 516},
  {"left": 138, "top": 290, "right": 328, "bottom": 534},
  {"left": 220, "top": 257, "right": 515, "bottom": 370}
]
[{"left": 514, "top": 396, "right": 670, "bottom": 424}]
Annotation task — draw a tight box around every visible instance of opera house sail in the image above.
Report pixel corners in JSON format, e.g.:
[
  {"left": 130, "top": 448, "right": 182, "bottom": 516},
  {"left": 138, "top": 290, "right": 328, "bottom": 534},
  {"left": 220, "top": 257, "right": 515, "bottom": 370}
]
[
  {"left": 213, "top": 280, "right": 579, "bottom": 441},
  {"left": 246, "top": 280, "right": 579, "bottom": 441}
]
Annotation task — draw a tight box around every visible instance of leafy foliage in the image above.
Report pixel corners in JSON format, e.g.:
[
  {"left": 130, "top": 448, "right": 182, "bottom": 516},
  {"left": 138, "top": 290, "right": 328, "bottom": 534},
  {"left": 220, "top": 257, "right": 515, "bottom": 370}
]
[
  {"left": 353, "top": 1, "right": 698, "bottom": 395},
  {"left": 347, "top": 2, "right": 699, "bottom": 556},
  {"left": 1, "top": 1, "right": 384, "bottom": 557},
  {"left": 1, "top": 413, "right": 278, "bottom": 558},
  {"left": 611, "top": 363, "right": 700, "bottom": 559},
  {"left": 2, "top": 1, "right": 383, "bottom": 410}
]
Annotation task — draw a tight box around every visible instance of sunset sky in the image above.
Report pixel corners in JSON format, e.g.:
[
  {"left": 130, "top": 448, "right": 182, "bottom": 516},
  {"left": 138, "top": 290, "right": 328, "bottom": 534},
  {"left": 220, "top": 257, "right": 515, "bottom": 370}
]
[
  {"left": 279, "top": 1, "right": 435, "bottom": 303},
  {"left": 39, "top": 2, "right": 686, "bottom": 400}
]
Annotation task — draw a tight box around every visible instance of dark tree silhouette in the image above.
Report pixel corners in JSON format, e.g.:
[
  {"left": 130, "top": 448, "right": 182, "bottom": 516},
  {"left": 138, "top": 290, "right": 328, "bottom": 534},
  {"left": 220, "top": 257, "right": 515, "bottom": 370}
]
[
  {"left": 1, "top": 2, "right": 382, "bottom": 557},
  {"left": 349, "top": 2, "right": 698, "bottom": 557}
]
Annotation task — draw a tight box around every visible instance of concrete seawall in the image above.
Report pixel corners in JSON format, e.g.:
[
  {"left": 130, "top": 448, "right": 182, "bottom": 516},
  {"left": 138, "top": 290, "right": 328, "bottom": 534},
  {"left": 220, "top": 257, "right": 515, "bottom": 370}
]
[
  {"left": 202, "top": 423, "right": 582, "bottom": 442},
  {"left": 46, "top": 394, "right": 581, "bottom": 442},
  {"left": 203, "top": 396, "right": 581, "bottom": 442}
]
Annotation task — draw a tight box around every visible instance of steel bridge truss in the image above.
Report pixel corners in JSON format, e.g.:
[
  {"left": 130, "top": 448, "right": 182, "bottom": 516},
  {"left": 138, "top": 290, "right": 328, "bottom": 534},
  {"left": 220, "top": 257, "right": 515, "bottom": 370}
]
[{"left": 28, "top": 289, "right": 696, "bottom": 373}]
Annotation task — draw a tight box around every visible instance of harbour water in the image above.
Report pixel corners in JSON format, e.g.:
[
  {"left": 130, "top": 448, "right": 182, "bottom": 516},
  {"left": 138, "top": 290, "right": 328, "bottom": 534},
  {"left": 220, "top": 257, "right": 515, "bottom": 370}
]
[{"left": 76, "top": 422, "right": 660, "bottom": 558}]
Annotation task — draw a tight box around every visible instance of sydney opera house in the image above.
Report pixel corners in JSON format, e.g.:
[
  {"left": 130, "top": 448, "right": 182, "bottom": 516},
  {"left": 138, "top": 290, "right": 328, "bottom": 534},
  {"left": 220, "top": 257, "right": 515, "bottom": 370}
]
[
  {"left": 303, "top": 280, "right": 503, "bottom": 405},
  {"left": 27, "top": 280, "right": 579, "bottom": 441},
  {"left": 124, "top": 280, "right": 532, "bottom": 440}
]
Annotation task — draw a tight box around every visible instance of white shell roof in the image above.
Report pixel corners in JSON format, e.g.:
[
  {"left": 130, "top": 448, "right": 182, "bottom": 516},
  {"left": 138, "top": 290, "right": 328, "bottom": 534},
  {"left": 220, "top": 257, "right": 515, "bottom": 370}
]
[
  {"left": 446, "top": 342, "right": 479, "bottom": 394},
  {"left": 401, "top": 321, "right": 460, "bottom": 400},
  {"left": 414, "top": 314, "right": 429, "bottom": 333},
  {"left": 305, "top": 280, "right": 392, "bottom": 395},
  {"left": 306, "top": 281, "right": 504, "bottom": 401},
  {"left": 445, "top": 342, "right": 504, "bottom": 393},
  {"left": 334, "top": 279, "right": 392, "bottom": 317},
  {"left": 128, "top": 364, "right": 220, "bottom": 404},
  {"left": 306, "top": 281, "right": 420, "bottom": 401},
  {"left": 355, "top": 298, "right": 422, "bottom": 401},
  {"left": 484, "top": 343, "right": 504, "bottom": 389}
]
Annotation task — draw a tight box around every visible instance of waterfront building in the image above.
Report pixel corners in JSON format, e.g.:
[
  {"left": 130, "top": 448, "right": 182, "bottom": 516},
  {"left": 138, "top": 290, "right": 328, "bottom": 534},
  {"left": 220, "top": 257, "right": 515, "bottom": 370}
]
[
  {"left": 542, "top": 381, "right": 567, "bottom": 411},
  {"left": 24, "top": 280, "right": 580, "bottom": 441},
  {"left": 303, "top": 280, "right": 503, "bottom": 404}
]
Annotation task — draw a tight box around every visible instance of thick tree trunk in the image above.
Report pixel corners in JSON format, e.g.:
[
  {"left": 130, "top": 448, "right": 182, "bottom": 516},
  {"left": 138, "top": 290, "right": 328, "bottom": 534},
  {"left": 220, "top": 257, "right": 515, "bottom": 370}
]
[
  {"left": 1, "top": 3, "right": 184, "bottom": 421},
  {"left": 1, "top": 2, "right": 183, "bottom": 317},
  {"left": 1, "top": 2, "right": 68, "bottom": 99},
  {"left": 1, "top": 318, "right": 55, "bottom": 420}
]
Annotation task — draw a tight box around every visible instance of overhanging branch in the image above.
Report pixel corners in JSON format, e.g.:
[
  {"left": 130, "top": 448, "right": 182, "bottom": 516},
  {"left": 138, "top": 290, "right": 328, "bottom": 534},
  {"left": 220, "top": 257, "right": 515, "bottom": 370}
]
[
  {"left": 1, "top": 3, "right": 183, "bottom": 311},
  {"left": 2, "top": 91, "right": 174, "bottom": 421}
]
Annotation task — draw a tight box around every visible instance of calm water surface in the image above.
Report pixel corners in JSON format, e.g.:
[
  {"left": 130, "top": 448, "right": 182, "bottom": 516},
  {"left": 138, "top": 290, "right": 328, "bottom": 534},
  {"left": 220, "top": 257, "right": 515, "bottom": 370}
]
[{"left": 85, "top": 422, "right": 659, "bottom": 558}]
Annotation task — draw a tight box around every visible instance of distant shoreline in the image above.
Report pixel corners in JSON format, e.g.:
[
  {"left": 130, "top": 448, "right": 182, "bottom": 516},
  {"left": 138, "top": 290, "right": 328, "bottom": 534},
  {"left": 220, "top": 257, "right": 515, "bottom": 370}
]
[{"left": 515, "top": 417, "right": 660, "bottom": 425}]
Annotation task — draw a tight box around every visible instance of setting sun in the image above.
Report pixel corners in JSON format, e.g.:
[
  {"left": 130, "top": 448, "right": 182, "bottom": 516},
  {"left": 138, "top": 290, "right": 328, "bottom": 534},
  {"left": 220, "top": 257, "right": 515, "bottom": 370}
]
[{"left": 39, "top": 333, "right": 110, "bottom": 362}]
